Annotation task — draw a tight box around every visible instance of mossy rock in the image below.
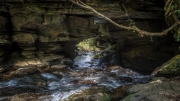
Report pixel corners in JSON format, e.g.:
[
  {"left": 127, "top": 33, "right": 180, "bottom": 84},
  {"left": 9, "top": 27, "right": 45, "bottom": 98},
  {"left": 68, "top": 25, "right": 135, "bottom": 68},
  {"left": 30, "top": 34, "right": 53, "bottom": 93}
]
[
  {"left": 151, "top": 55, "right": 180, "bottom": 76},
  {"left": 93, "top": 53, "right": 102, "bottom": 59},
  {"left": 64, "top": 86, "right": 112, "bottom": 101}
]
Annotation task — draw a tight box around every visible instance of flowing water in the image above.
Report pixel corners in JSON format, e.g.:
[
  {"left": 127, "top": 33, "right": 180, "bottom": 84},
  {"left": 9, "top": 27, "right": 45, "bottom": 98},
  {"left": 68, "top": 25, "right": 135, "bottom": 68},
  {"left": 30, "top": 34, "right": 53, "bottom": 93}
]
[{"left": 0, "top": 52, "right": 151, "bottom": 101}]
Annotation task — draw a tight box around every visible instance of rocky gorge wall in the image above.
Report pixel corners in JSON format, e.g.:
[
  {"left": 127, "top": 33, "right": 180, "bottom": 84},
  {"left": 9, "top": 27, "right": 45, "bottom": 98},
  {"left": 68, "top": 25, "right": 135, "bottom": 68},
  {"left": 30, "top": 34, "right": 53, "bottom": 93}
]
[{"left": 0, "top": 0, "right": 179, "bottom": 75}]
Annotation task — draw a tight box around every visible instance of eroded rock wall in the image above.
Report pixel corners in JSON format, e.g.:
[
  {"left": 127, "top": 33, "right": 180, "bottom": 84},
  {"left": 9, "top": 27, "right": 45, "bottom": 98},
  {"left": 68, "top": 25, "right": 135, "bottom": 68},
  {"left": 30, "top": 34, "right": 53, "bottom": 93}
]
[
  {"left": 0, "top": 0, "right": 101, "bottom": 72},
  {"left": 0, "top": 0, "right": 179, "bottom": 75}
]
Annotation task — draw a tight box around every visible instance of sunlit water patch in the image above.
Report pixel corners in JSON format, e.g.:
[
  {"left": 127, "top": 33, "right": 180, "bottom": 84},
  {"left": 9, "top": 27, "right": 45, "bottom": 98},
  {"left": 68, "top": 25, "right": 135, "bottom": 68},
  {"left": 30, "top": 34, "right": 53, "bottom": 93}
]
[{"left": 73, "top": 52, "right": 100, "bottom": 68}]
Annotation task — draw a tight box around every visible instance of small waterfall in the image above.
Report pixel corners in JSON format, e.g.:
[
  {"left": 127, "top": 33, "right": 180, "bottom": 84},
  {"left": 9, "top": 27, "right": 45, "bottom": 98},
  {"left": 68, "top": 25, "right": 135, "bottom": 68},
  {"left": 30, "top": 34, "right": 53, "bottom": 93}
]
[{"left": 0, "top": 51, "right": 152, "bottom": 101}]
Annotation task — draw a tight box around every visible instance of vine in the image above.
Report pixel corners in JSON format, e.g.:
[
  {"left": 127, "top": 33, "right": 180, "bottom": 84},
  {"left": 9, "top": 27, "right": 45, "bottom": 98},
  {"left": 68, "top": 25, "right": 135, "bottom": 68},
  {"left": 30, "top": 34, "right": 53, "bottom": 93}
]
[{"left": 69, "top": 0, "right": 180, "bottom": 37}]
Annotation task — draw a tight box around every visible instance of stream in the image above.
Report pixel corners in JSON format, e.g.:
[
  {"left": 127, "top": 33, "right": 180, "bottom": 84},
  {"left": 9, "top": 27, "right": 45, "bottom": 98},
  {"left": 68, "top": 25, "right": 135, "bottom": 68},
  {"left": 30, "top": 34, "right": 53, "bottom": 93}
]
[{"left": 0, "top": 52, "right": 151, "bottom": 101}]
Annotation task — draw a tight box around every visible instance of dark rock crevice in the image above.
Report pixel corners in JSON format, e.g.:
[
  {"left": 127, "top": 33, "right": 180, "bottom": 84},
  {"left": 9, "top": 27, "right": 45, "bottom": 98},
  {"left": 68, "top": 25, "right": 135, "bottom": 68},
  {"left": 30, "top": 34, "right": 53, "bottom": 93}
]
[{"left": 0, "top": 0, "right": 179, "bottom": 75}]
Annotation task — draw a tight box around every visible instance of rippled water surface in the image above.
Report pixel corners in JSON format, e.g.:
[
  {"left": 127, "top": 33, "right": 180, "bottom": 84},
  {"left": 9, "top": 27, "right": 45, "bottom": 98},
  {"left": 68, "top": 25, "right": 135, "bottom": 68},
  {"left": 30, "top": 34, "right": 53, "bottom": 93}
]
[{"left": 0, "top": 52, "right": 151, "bottom": 101}]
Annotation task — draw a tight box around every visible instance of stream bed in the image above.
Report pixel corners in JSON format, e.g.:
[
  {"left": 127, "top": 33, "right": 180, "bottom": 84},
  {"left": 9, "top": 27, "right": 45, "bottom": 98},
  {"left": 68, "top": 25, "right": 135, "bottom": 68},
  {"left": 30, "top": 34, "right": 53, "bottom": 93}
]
[{"left": 0, "top": 52, "right": 151, "bottom": 101}]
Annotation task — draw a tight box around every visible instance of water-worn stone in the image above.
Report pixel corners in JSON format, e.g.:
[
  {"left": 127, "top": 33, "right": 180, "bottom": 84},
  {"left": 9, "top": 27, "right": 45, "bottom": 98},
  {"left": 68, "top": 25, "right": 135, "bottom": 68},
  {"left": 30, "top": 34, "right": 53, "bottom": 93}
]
[
  {"left": 50, "top": 64, "right": 69, "bottom": 70},
  {"left": 152, "top": 54, "right": 180, "bottom": 76},
  {"left": 15, "top": 67, "right": 38, "bottom": 76},
  {"left": 121, "top": 77, "right": 180, "bottom": 101},
  {"left": 106, "top": 65, "right": 139, "bottom": 77},
  {"left": 4, "top": 93, "right": 41, "bottom": 101},
  {"left": 110, "top": 86, "right": 127, "bottom": 100},
  {"left": 63, "top": 86, "right": 112, "bottom": 101}
]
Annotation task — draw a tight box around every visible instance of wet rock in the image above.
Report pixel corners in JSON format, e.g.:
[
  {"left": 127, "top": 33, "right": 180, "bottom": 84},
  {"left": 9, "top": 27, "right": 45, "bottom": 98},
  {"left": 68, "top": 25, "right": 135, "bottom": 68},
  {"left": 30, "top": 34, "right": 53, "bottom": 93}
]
[
  {"left": 118, "top": 76, "right": 133, "bottom": 82},
  {"left": 64, "top": 86, "right": 112, "bottom": 101},
  {"left": 122, "top": 77, "right": 180, "bottom": 101},
  {"left": 70, "top": 79, "right": 97, "bottom": 85},
  {"left": 15, "top": 67, "right": 38, "bottom": 76},
  {"left": 152, "top": 55, "right": 180, "bottom": 77},
  {"left": 106, "top": 65, "right": 140, "bottom": 77},
  {"left": 3, "top": 93, "right": 41, "bottom": 101},
  {"left": 61, "top": 58, "right": 73, "bottom": 65},
  {"left": 41, "top": 73, "right": 63, "bottom": 81},
  {"left": 50, "top": 64, "right": 69, "bottom": 70},
  {"left": 110, "top": 86, "right": 127, "bottom": 100}
]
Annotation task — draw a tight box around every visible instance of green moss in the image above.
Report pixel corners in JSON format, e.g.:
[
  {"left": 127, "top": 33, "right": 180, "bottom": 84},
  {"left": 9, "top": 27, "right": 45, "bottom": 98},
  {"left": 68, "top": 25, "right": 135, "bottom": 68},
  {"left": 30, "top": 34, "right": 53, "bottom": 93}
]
[
  {"left": 76, "top": 38, "right": 100, "bottom": 52},
  {"left": 99, "top": 93, "right": 111, "bottom": 101},
  {"left": 94, "top": 53, "right": 101, "bottom": 59},
  {"left": 153, "top": 55, "right": 180, "bottom": 76},
  {"left": 121, "top": 94, "right": 135, "bottom": 101}
]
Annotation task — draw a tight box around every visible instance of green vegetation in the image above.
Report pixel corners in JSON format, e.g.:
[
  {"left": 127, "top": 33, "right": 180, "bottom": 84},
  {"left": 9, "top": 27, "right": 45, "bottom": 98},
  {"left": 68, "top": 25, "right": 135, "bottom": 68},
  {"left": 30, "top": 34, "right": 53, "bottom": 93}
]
[
  {"left": 76, "top": 38, "right": 100, "bottom": 52},
  {"left": 99, "top": 93, "right": 111, "bottom": 101},
  {"left": 157, "top": 55, "right": 180, "bottom": 75},
  {"left": 121, "top": 94, "right": 134, "bottom": 101}
]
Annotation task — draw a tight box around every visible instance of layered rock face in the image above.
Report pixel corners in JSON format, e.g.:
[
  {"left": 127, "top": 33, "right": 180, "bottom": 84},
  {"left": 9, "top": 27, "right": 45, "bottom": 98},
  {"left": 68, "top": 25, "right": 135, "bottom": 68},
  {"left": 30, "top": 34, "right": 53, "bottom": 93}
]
[
  {"left": 0, "top": 0, "right": 179, "bottom": 75},
  {"left": 0, "top": 0, "right": 98, "bottom": 70}
]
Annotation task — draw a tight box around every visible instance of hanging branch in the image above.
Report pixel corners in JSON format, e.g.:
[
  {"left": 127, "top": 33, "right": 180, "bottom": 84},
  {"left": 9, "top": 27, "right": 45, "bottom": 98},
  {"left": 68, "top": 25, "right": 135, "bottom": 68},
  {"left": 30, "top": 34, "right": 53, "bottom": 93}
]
[{"left": 69, "top": 0, "right": 180, "bottom": 37}]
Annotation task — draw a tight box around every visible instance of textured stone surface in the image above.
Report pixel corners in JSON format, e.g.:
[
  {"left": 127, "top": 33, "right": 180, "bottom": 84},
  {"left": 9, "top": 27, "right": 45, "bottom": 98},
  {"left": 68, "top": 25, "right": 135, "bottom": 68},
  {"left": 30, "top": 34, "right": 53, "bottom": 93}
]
[
  {"left": 63, "top": 86, "right": 112, "bottom": 101},
  {"left": 152, "top": 55, "right": 180, "bottom": 76},
  {"left": 0, "top": 0, "right": 178, "bottom": 75},
  {"left": 12, "top": 33, "right": 38, "bottom": 44},
  {"left": 122, "top": 77, "right": 180, "bottom": 101}
]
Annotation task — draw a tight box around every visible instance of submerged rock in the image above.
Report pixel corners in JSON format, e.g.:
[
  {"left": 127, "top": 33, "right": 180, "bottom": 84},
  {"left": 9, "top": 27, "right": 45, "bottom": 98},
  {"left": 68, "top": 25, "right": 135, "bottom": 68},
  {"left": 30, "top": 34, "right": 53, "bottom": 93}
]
[{"left": 152, "top": 55, "right": 180, "bottom": 77}]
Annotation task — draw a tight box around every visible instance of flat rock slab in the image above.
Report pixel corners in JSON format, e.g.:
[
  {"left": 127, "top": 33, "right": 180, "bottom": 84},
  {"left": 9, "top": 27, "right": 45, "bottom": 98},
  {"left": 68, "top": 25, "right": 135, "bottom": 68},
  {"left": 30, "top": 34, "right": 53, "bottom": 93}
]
[{"left": 122, "top": 77, "right": 180, "bottom": 101}]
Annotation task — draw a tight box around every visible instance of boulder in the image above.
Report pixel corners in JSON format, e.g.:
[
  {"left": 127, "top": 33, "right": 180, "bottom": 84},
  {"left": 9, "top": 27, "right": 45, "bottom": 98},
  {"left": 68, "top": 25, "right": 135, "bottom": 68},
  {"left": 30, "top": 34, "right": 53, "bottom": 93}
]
[
  {"left": 152, "top": 55, "right": 180, "bottom": 76},
  {"left": 121, "top": 77, "right": 180, "bottom": 101},
  {"left": 63, "top": 86, "right": 112, "bottom": 101}
]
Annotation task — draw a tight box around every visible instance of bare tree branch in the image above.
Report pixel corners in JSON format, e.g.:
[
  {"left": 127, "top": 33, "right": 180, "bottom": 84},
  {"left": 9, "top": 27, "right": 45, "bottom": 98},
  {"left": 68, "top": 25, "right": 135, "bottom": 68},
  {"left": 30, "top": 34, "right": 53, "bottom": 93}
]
[{"left": 69, "top": 0, "right": 180, "bottom": 37}]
